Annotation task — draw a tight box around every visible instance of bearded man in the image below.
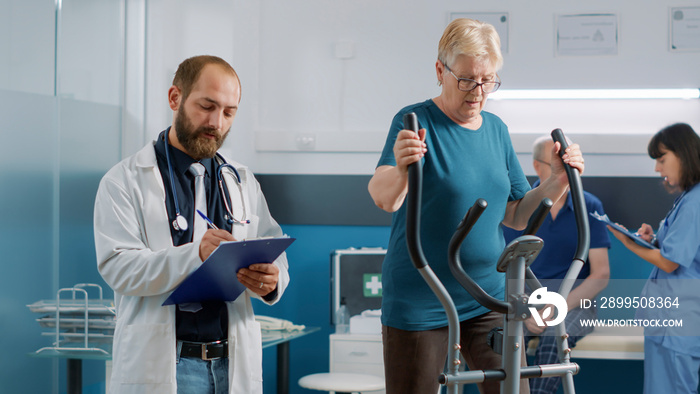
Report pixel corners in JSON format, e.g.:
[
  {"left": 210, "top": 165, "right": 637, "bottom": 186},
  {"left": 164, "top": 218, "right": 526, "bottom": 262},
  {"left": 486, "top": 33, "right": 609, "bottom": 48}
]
[{"left": 94, "top": 55, "right": 289, "bottom": 394}]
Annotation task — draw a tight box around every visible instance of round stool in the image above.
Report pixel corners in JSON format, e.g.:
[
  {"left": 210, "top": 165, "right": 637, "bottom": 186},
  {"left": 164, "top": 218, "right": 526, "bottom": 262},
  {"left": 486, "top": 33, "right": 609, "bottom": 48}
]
[{"left": 298, "top": 372, "right": 385, "bottom": 393}]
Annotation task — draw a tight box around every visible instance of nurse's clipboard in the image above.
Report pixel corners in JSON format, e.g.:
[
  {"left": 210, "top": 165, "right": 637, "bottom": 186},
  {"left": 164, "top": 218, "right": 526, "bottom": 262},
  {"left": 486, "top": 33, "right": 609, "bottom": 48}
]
[
  {"left": 163, "top": 236, "right": 295, "bottom": 306},
  {"left": 590, "top": 212, "right": 657, "bottom": 249}
]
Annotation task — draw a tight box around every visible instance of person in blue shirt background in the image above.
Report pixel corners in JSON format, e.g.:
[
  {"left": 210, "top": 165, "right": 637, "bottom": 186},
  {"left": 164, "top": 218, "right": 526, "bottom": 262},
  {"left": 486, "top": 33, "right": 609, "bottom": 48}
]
[
  {"left": 502, "top": 135, "right": 611, "bottom": 394},
  {"left": 367, "top": 18, "right": 585, "bottom": 394},
  {"left": 608, "top": 123, "right": 700, "bottom": 394}
]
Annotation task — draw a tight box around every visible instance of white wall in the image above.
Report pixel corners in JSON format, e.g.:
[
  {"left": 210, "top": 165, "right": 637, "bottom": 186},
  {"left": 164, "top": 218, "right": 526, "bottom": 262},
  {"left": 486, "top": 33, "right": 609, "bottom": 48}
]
[
  {"left": 142, "top": 0, "right": 237, "bottom": 148},
  {"left": 139, "top": 0, "right": 700, "bottom": 177}
]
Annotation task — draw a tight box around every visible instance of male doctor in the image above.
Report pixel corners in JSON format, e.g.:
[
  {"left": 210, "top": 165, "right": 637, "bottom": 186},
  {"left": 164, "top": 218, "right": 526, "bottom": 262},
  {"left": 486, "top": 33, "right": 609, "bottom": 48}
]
[{"left": 94, "top": 55, "right": 289, "bottom": 394}]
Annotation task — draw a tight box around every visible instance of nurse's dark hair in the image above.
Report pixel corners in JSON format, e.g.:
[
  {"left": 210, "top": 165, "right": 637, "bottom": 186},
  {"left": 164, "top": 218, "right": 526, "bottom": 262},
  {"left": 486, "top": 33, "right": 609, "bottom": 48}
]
[
  {"left": 172, "top": 55, "right": 240, "bottom": 102},
  {"left": 648, "top": 122, "right": 700, "bottom": 191}
]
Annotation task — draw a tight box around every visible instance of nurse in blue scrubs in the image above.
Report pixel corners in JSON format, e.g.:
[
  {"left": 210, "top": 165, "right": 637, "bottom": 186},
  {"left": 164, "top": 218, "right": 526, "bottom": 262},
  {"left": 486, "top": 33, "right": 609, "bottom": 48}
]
[{"left": 609, "top": 123, "right": 700, "bottom": 394}]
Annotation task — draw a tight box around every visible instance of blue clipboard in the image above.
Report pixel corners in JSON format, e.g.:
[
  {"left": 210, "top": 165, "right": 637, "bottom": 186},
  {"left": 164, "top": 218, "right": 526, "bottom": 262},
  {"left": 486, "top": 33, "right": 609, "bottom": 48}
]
[
  {"left": 163, "top": 237, "right": 295, "bottom": 306},
  {"left": 589, "top": 212, "right": 657, "bottom": 249}
]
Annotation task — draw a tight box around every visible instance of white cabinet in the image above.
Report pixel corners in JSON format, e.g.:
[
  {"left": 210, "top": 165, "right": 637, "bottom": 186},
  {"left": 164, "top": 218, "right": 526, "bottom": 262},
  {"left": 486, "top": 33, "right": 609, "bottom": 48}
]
[{"left": 329, "top": 333, "right": 385, "bottom": 394}]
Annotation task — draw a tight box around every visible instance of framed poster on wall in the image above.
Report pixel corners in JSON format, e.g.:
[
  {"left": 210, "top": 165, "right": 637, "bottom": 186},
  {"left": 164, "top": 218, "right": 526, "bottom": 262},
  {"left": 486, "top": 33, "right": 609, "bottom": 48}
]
[
  {"left": 556, "top": 13, "right": 618, "bottom": 56},
  {"left": 670, "top": 7, "right": 700, "bottom": 51}
]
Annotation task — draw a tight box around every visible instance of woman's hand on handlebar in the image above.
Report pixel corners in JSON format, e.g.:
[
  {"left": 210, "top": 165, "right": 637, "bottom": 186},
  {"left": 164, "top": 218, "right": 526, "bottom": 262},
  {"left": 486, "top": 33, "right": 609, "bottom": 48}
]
[
  {"left": 393, "top": 128, "right": 427, "bottom": 173},
  {"left": 368, "top": 128, "right": 427, "bottom": 212},
  {"left": 550, "top": 141, "right": 585, "bottom": 184}
]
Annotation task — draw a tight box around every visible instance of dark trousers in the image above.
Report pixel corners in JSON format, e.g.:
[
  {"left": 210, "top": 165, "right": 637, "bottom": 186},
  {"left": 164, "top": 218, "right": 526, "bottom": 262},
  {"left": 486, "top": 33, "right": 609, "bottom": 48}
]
[{"left": 382, "top": 311, "right": 530, "bottom": 394}]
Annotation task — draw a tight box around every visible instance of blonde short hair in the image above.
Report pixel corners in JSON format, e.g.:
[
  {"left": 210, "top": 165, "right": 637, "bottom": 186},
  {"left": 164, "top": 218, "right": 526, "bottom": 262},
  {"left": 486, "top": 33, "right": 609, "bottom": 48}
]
[{"left": 438, "top": 18, "right": 503, "bottom": 71}]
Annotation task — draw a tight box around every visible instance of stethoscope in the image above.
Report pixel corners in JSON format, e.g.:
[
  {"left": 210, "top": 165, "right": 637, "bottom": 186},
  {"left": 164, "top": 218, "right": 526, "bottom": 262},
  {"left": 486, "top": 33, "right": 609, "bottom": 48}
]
[{"left": 163, "top": 128, "right": 250, "bottom": 232}]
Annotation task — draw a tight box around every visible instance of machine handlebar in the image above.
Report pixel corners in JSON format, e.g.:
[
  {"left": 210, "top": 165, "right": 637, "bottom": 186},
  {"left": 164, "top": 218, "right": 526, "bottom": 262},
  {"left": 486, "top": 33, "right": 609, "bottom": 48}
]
[
  {"left": 404, "top": 112, "right": 428, "bottom": 269},
  {"left": 551, "top": 128, "right": 590, "bottom": 264}
]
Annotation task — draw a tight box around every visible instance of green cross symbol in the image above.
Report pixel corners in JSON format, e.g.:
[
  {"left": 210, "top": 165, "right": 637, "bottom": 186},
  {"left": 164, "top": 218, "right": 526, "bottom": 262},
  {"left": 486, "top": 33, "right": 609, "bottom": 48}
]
[{"left": 363, "top": 274, "right": 382, "bottom": 297}]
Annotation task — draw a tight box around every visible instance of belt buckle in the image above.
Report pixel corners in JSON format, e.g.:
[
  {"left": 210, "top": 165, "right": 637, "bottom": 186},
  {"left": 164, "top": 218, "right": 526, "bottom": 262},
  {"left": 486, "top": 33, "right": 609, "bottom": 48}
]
[{"left": 201, "top": 340, "right": 223, "bottom": 361}]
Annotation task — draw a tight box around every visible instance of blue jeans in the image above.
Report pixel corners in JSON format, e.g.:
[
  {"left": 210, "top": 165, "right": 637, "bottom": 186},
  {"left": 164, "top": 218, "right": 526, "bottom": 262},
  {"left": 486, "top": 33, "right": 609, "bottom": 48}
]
[{"left": 176, "top": 356, "right": 229, "bottom": 394}]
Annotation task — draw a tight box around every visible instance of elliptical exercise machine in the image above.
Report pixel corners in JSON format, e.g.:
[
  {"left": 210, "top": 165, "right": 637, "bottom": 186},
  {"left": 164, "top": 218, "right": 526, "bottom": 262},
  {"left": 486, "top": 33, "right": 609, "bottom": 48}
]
[{"left": 403, "top": 112, "right": 590, "bottom": 394}]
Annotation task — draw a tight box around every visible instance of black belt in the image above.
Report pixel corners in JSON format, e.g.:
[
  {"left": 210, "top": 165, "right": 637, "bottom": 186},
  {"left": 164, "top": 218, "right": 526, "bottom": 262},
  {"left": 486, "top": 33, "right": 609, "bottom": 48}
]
[{"left": 178, "top": 340, "right": 228, "bottom": 360}]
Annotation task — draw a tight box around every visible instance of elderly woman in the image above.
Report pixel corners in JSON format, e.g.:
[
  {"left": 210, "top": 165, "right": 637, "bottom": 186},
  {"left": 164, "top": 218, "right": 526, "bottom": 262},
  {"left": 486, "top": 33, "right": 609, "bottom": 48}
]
[{"left": 368, "top": 18, "right": 584, "bottom": 394}]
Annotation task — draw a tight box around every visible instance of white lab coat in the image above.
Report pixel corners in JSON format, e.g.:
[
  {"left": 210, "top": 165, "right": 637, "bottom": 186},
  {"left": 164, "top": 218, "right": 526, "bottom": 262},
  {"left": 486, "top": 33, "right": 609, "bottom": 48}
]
[{"left": 94, "top": 142, "right": 289, "bottom": 394}]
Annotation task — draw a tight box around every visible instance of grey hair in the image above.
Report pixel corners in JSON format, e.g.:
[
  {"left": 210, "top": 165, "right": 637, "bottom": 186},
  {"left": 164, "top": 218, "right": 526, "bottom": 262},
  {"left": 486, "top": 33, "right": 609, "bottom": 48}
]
[{"left": 532, "top": 136, "right": 552, "bottom": 161}]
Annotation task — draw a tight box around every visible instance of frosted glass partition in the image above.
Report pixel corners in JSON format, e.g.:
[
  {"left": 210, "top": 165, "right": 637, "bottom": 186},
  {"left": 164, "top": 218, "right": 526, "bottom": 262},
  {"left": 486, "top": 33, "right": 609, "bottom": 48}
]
[
  {"left": 0, "top": 90, "right": 124, "bottom": 394},
  {"left": 58, "top": 98, "right": 122, "bottom": 289},
  {"left": 0, "top": 96, "right": 122, "bottom": 392},
  {"left": 0, "top": 96, "right": 123, "bottom": 394},
  {"left": 0, "top": 0, "right": 56, "bottom": 96},
  {"left": 0, "top": 89, "right": 59, "bottom": 393},
  {"left": 58, "top": 0, "right": 125, "bottom": 105},
  {"left": 0, "top": 0, "right": 125, "bottom": 392}
]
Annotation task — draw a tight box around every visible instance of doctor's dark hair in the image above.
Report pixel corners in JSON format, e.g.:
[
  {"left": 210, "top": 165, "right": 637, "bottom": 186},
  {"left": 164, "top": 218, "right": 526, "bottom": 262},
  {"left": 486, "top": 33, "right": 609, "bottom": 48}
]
[
  {"left": 172, "top": 55, "right": 240, "bottom": 102},
  {"left": 648, "top": 122, "right": 700, "bottom": 191}
]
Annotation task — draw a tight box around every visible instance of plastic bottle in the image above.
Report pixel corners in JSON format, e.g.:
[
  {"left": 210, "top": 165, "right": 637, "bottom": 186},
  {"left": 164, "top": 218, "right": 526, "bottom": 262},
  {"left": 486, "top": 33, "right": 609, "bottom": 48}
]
[{"left": 335, "top": 297, "right": 350, "bottom": 334}]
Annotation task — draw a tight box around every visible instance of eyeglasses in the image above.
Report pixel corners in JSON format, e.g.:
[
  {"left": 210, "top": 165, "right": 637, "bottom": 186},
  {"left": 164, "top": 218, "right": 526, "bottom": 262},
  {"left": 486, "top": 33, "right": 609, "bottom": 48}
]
[
  {"left": 443, "top": 64, "right": 501, "bottom": 93},
  {"left": 535, "top": 159, "right": 551, "bottom": 167}
]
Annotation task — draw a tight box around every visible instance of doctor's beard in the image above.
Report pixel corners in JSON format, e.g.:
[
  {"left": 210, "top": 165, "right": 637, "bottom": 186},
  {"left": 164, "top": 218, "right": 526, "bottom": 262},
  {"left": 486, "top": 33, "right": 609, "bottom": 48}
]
[{"left": 174, "top": 105, "right": 230, "bottom": 160}]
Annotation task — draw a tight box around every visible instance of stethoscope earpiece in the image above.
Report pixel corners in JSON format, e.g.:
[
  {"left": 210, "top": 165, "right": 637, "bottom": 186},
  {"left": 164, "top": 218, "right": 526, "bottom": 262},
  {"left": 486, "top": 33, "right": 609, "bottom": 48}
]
[
  {"left": 217, "top": 164, "right": 249, "bottom": 225},
  {"left": 225, "top": 215, "right": 250, "bottom": 225}
]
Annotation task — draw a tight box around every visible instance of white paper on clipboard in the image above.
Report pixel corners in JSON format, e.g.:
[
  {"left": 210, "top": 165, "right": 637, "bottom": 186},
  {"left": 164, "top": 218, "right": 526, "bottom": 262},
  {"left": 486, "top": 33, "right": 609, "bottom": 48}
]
[{"left": 590, "top": 212, "right": 657, "bottom": 249}]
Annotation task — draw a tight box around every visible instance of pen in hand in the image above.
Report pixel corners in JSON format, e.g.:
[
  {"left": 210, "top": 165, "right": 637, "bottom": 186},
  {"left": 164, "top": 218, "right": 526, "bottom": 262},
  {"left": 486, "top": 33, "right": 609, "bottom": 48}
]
[{"left": 196, "top": 209, "right": 219, "bottom": 230}]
